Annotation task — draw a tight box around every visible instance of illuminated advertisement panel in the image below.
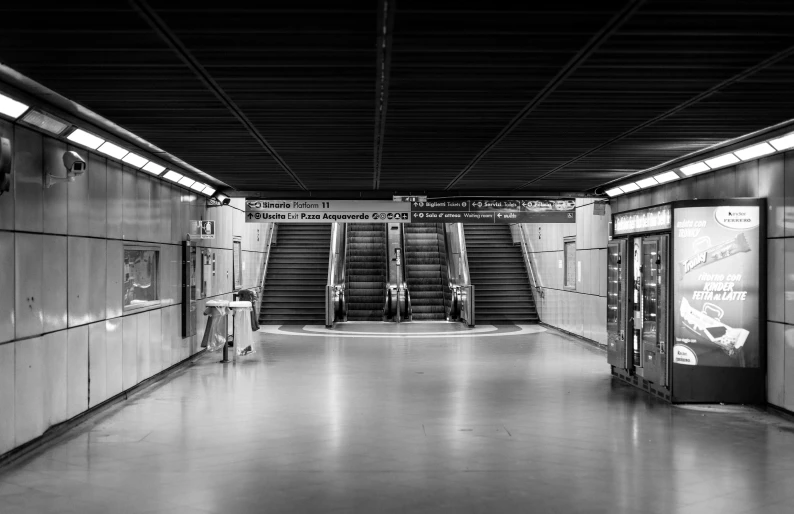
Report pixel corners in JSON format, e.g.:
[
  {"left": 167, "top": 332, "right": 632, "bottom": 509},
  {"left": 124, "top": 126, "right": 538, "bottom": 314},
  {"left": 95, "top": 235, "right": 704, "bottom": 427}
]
[
  {"left": 672, "top": 204, "right": 761, "bottom": 368},
  {"left": 613, "top": 204, "right": 671, "bottom": 237}
]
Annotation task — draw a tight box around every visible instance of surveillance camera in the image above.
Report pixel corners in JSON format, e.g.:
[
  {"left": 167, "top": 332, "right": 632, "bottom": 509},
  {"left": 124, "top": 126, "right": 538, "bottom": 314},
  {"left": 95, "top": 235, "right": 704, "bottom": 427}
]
[
  {"left": 63, "top": 151, "right": 86, "bottom": 176},
  {"left": 214, "top": 193, "right": 231, "bottom": 205}
]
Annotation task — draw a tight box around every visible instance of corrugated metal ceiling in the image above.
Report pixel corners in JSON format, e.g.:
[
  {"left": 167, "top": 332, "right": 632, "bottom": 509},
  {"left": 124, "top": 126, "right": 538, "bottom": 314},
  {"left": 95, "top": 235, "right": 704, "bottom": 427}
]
[{"left": 1, "top": 1, "right": 793, "bottom": 195}]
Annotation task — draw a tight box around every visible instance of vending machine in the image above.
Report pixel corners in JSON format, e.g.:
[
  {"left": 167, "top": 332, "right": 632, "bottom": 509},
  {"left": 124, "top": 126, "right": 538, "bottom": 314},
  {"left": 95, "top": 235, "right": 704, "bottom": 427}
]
[{"left": 608, "top": 199, "right": 765, "bottom": 404}]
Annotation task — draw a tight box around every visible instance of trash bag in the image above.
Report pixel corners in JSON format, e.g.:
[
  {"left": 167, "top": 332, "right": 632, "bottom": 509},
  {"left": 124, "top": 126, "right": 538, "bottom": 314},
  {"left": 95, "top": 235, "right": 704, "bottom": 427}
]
[
  {"left": 237, "top": 289, "right": 260, "bottom": 332},
  {"left": 231, "top": 302, "right": 255, "bottom": 356},
  {"left": 202, "top": 303, "right": 230, "bottom": 352}
]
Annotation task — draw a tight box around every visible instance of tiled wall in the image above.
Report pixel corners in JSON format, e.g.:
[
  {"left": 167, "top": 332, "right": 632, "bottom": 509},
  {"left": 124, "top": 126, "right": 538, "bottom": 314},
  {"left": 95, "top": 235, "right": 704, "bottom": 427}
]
[
  {"left": 0, "top": 119, "right": 272, "bottom": 456},
  {"left": 518, "top": 199, "right": 611, "bottom": 345},
  {"left": 610, "top": 151, "right": 794, "bottom": 412}
]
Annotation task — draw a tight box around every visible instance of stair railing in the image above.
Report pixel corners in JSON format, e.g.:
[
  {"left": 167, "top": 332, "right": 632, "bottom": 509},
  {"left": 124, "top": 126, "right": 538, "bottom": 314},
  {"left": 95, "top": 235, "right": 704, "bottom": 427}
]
[
  {"left": 326, "top": 222, "right": 347, "bottom": 327},
  {"left": 516, "top": 224, "right": 544, "bottom": 309},
  {"left": 444, "top": 223, "right": 474, "bottom": 327},
  {"left": 255, "top": 222, "right": 276, "bottom": 322}
]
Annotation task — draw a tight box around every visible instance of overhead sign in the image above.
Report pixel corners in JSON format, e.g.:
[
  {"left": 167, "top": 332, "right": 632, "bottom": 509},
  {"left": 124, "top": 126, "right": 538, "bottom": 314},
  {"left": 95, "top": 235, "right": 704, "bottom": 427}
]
[
  {"left": 411, "top": 199, "right": 575, "bottom": 223},
  {"left": 245, "top": 200, "right": 410, "bottom": 223},
  {"left": 613, "top": 204, "right": 671, "bottom": 236},
  {"left": 245, "top": 198, "right": 575, "bottom": 223},
  {"left": 393, "top": 195, "right": 427, "bottom": 203},
  {"left": 672, "top": 204, "right": 761, "bottom": 368}
]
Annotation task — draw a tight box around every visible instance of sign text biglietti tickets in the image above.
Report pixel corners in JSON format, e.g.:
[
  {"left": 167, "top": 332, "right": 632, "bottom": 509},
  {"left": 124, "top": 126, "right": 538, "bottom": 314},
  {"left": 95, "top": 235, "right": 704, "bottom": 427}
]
[
  {"left": 245, "top": 200, "right": 411, "bottom": 223},
  {"left": 245, "top": 198, "right": 576, "bottom": 223}
]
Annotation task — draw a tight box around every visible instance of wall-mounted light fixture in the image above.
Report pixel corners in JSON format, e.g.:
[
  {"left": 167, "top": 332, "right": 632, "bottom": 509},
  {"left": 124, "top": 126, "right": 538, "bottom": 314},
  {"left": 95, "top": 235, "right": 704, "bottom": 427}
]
[{"left": 0, "top": 137, "right": 11, "bottom": 195}]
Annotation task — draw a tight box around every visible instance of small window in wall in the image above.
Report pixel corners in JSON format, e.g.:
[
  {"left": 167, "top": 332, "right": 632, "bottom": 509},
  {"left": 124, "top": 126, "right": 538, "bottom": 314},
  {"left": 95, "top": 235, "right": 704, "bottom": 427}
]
[
  {"left": 564, "top": 238, "right": 576, "bottom": 289},
  {"left": 233, "top": 239, "right": 242, "bottom": 290},
  {"left": 123, "top": 246, "right": 160, "bottom": 310}
]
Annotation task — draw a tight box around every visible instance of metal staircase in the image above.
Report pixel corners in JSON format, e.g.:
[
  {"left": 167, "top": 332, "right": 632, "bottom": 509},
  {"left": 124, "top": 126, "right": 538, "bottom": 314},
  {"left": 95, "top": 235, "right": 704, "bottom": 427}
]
[
  {"left": 464, "top": 224, "right": 538, "bottom": 324},
  {"left": 260, "top": 223, "right": 331, "bottom": 325}
]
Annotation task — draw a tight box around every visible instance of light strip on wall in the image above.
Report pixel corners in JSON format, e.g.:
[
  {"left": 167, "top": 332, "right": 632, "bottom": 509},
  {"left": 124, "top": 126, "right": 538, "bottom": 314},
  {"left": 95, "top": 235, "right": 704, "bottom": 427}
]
[
  {"left": 704, "top": 153, "right": 739, "bottom": 169},
  {"left": 97, "top": 141, "right": 128, "bottom": 160},
  {"left": 21, "top": 110, "right": 69, "bottom": 135},
  {"left": 653, "top": 171, "right": 680, "bottom": 184},
  {"left": 163, "top": 170, "right": 184, "bottom": 182},
  {"left": 66, "top": 128, "right": 104, "bottom": 150},
  {"left": 680, "top": 161, "right": 710, "bottom": 176},
  {"left": 203, "top": 186, "right": 216, "bottom": 196},
  {"left": 605, "top": 187, "right": 623, "bottom": 197},
  {"left": 189, "top": 181, "right": 206, "bottom": 192},
  {"left": 770, "top": 133, "right": 794, "bottom": 151},
  {"left": 142, "top": 162, "right": 165, "bottom": 175},
  {"left": 619, "top": 182, "right": 640, "bottom": 193},
  {"left": 0, "top": 92, "right": 29, "bottom": 119},
  {"left": 636, "top": 177, "right": 658, "bottom": 189},
  {"left": 122, "top": 152, "right": 148, "bottom": 168},
  {"left": 735, "top": 142, "right": 775, "bottom": 161},
  {"left": 177, "top": 177, "right": 195, "bottom": 188}
]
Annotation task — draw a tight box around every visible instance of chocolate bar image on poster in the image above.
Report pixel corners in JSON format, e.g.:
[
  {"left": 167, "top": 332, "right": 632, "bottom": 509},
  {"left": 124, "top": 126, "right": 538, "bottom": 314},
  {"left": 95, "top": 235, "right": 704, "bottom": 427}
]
[
  {"left": 679, "top": 297, "right": 749, "bottom": 357},
  {"left": 679, "top": 232, "right": 751, "bottom": 275}
]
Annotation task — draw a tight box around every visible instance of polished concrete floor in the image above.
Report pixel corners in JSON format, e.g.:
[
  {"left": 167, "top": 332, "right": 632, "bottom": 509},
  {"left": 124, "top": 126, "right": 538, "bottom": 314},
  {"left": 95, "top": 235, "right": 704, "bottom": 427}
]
[{"left": 2, "top": 323, "right": 794, "bottom": 513}]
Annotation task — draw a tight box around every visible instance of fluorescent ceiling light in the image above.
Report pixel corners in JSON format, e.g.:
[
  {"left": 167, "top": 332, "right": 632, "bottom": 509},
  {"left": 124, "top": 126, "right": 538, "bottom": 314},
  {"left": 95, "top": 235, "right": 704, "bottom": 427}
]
[
  {"left": 142, "top": 162, "right": 165, "bottom": 175},
  {"left": 704, "top": 153, "right": 739, "bottom": 169},
  {"left": 66, "top": 128, "right": 104, "bottom": 149},
  {"left": 680, "top": 161, "right": 710, "bottom": 176},
  {"left": 189, "top": 181, "right": 206, "bottom": 192},
  {"left": 178, "top": 176, "right": 195, "bottom": 188},
  {"left": 202, "top": 186, "right": 216, "bottom": 196},
  {"left": 734, "top": 142, "right": 775, "bottom": 161},
  {"left": 619, "top": 182, "right": 640, "bottom": 193},
  {"left": 163, "top": 170, "right": 184, "bottom": 182},
  {"left": 21, "top": 110, "right": 69, "bottom": 135},
  {"left": 0, "top": 92, "right": 29, "bottom": 119},
  {"left": 97, "top": 141, "right": 128, "bottom": 159},
  {"left": 636, "top": 177, "right": 658, "bottom": 189},
  {"left": 653, "top": 171, "right": 680, "bottom": 184},
  {"left": 604, "top": 187, "right": 623, "bottom": 197},
  {"left": 769, "top": 132, "right": 794, "bottom": 151},
  {"left": 122, "top": 152, "right": 148, "bottom": 168}
]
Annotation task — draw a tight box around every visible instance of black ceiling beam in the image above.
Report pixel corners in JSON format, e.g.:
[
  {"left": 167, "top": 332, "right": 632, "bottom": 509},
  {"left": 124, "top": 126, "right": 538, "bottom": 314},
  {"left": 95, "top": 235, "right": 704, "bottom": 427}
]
[
  {"left": 129, "top": 0, "right": 308, "bottom": 191},
  {"left": 373, "top": 0, "right": 396, "bottom": 190},
  {"left": 518, "top": 42, "right": 794, "bottom": 191},
  {"left": 443, "top": 0, "right": 647, "bottom": 191}
]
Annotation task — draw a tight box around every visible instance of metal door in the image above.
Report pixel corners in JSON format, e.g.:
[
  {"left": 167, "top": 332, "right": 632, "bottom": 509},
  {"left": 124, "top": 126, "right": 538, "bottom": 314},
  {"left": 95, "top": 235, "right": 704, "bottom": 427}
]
[
  {"left": 640, "top": 235, "right": 668, "bottom": 385},
  {"left": 607, "top": 240, "right": 628, "bottom": 369}
]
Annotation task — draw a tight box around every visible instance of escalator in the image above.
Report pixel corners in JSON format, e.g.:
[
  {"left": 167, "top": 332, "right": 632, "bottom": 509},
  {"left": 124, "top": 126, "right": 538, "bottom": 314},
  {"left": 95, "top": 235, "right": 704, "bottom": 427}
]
[
  {"left": 464, "top": 224, "right": 538, "bottom": 324},
  {"left": 345, "top": 224, "right": 387, "bottom": 320},
  {"left": 404, "top": 223, "right": 449, "bottom": 320},
  {"left": 260, "top": 223, "right": 331, "bottom": 325}
]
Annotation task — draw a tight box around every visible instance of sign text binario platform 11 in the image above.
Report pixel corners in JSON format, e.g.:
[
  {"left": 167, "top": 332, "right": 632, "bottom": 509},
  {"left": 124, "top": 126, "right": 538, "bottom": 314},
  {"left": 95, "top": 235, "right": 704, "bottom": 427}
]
[{"left": 245, "top": 200, "right": 411, "bottom": 223}]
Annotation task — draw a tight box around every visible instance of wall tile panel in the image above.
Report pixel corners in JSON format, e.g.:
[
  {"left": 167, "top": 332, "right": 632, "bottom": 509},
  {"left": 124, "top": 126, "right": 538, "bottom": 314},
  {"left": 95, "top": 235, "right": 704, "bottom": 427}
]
[
  {"left": 137, "top": 311, "right": 150, "bottom": 382},
  {"left": 122, "top": 166, "right": 138, "bottom": 241},
  {"left": 42, "top": 330, "right": 67, "bottom": 427},
  {"left": 137, "top": 172, "right": 152, "bottom": 243},
  {"left": 713, "top": 166, "right": 736, "bottom": 199},
  {"left": 15, "top": 232, "right": 43, "bottom": 339},
  {"left": 768, "top": 238, "right": 785, "bottom": 323},
  {"left": 786, "top": 238, "right": 794, "bottom": 325},
  {"left": 149, "top": 309, "right": 163, "bottom": 374},
  {"left": 122, "top": 314, "right": 137, "bottom": 390},
  {"left": 106, "top": 240, "right": 123, "bottom": 319},
  {"left": 735, "top": 161, "right": 759, "bottom": 197},
  {"left": 786, "top": 152, "right": 794, "bottom": 237},
  {"left": 0, "top": 119, "right": 14, "bottom": 230},
  {"left": 768, "top": 322, "right": 785, "bottom": 408},
  {"left": 42, "top": 137, "right": 68, "bottom": 235},
  {"left": 89, "top": 321, "right": 107, "bottom": 408},
  {"left": 41, "top": 235, "right": 68, "bottom": 333},
  {"left": 66, "top": 325, "right": 88, "bottom": 419},
  {"left": 66, "top": 145, "right": 89, "bottom": 236},
  {"left": 106, "top": 160, "right": 123, "bottom": 239},
  {"left": 106, "top": 318, "right": 123, "bottom": 398},
  {"left": 161, "top": 305, "right": 172, "bottom": 368},
  {"left": 15, "top": 336, "right": 43, "bottom": 446},
  {"left": 88, "top": 153, "right": 107, "bottom": 238},
  {"left": 87, "top": 238, "right": 107, "bottom": 322},
  {"left": 758, "top": 154, "right": 785, "bottom": 238},
  {"left": 0, "top": 343, "right": 15, "bottom": 454},
  {"left": 785, "top": 326, "right": 794, "bottom": 412},
  {"left": 13, "top": 126, "right": 43, "bottom": 233},
  {"left": 67, "top": 236, "right": 90, "bottom": 327},
  {"left": 0, "top": 232, "right": 14, "bottom": 343}
]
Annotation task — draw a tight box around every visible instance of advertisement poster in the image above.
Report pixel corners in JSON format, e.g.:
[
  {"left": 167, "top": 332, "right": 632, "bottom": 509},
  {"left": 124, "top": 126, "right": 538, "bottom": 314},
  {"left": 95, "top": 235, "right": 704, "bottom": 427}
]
[{"left": 673, "top": 205, "right": 761, "bottom": 368}]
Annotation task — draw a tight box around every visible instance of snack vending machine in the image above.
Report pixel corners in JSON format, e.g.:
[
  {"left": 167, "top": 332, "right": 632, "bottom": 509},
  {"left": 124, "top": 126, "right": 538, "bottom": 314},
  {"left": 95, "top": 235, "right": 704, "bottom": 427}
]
[{"left": 608, "top": 199, "right": 765, "bottom": 404}]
